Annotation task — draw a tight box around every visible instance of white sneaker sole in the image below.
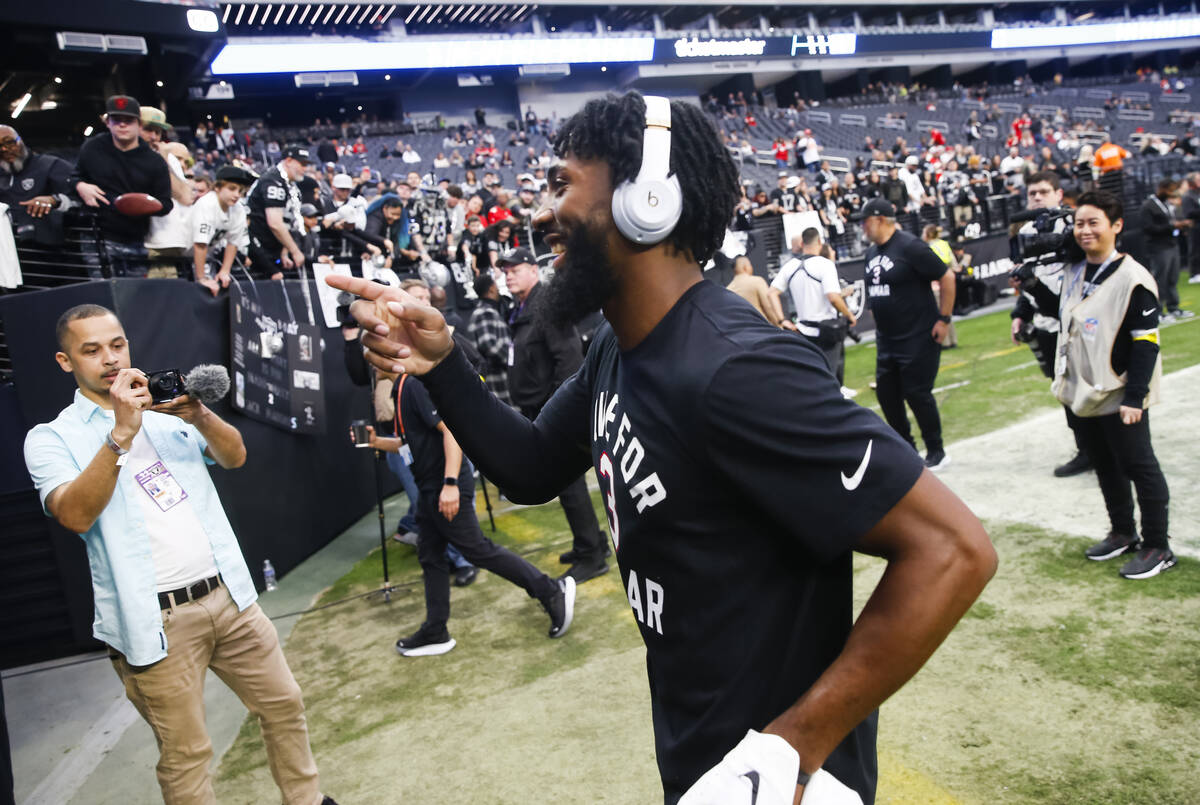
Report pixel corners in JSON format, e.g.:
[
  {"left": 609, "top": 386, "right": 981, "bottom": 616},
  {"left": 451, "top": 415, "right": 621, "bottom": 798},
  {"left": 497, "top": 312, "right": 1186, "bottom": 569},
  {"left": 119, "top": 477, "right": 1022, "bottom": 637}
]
[
  {"left": 927, "top": 455, "right": 951, "bottom": 472},
  {"left": 397, "top": 638, "right": 456, "bottom": 657},
  {"left": 551, "top": 576, "right": 576, "bottom": 639},
  {"left": 1086, "top": 544, "right": 1138, "bottom": 561},
  {"left": 1121, "top": 558, "right": 1177, "bottom": 579}
]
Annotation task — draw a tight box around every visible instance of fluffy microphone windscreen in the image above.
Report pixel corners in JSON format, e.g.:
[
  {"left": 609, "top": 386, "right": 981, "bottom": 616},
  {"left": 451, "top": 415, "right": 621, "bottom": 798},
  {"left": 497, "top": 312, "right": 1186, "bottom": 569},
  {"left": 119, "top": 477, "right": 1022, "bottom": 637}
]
[{"left": 184, "top": 364, "right": 231, "bottom": 405}]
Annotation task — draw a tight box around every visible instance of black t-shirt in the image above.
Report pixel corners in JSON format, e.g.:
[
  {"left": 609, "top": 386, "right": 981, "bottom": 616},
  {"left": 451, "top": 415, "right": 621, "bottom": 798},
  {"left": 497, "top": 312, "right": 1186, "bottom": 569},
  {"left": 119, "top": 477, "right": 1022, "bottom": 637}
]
[
  {"left": 535, "top": 280, "right": 923, "bottom": 800},
  {"left": 396, "top": 375, "right": 472, "bottom": 493},
  {"left": 864, "top": 229, "right": 947, "bottom": 350},
  {"left": 70, "top": 134, "right": 174, "bottom": 243},
  {"left": 247, "top": 166, "right": 298, "bottom": 253},
  {"left": 769, "top": 187, "right": 801, "bottom": 212}
]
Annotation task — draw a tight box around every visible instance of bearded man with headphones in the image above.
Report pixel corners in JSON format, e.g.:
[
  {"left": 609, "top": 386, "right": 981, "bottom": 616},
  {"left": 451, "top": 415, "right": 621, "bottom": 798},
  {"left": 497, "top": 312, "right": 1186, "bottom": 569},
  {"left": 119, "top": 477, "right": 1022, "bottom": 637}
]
[{"left": 327, "top": 92, "right": 996, "bottom": 805}]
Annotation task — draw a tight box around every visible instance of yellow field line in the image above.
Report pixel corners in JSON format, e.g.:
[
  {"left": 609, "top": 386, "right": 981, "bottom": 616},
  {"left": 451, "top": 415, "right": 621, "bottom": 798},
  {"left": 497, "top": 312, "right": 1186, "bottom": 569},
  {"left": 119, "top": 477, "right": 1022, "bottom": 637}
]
[{"left": 877, "top": 751, "right": 965, "bottom": 804}]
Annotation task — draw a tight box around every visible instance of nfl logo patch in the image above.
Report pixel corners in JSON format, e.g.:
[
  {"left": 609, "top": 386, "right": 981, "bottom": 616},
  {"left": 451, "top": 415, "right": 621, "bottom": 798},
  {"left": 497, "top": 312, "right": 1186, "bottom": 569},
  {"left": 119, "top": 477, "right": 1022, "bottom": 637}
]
[{"left": 1083, "top": 317, "right": 1099, "bottom": 339}]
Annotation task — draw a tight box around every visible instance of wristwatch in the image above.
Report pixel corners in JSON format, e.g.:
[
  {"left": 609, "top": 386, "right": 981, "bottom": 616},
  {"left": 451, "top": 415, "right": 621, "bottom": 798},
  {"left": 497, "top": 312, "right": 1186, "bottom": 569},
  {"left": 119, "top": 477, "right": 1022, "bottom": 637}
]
[
  {"left": 105, "top": 430, "right": 130, "bottom": 466},
  {"left": 937, "top": 314, "right": 952, "bottom": 324},
  {"left": 443, "top": 476, "right": 458, "bottom": 487}
]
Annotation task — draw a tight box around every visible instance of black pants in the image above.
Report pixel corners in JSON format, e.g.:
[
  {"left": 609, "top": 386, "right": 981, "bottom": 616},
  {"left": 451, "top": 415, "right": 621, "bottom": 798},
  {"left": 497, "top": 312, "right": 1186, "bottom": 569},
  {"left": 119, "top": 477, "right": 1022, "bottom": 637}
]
[
  {"left": 416, "top": 478, "right": 556, "bottom": 630},
  {"left": 522, "top": 405, "right": 608, "bottom": 564},
  {"left": 875, "top": 340, "right": 943, "bottom": 454},
  {"left": 1145, "top": 244, "right": 1181, "bottom": 313},
  {"left": 1066, "top": 409, "right": 1169, "bottom": 548},
  {"left": 803, "top": 333, "right": 845, "bottom": 385},
  {"left": 248, "top": 244, "right": 284, "bottom": 279}
]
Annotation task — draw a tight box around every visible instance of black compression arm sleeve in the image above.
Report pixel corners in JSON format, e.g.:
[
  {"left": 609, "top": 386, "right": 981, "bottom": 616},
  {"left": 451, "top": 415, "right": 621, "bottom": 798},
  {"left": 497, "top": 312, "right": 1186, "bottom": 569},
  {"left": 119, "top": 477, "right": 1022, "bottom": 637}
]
[
  {"left": 1122, "top": 339, "right": 1159, "bottom": 407},
  {"left": 1027, "top": 280, "right": 1061, "bottom": 316},
  {"left": 420, "top": 344, "right": 593, "bottom": 503}
]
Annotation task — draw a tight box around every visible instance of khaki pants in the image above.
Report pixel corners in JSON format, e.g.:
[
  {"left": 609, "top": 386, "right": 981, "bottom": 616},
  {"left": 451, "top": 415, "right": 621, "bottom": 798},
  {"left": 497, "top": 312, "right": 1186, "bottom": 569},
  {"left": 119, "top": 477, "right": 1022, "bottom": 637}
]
[
  {"left": 109, "top": 585, "right": 322, "bottom": 805},
  {"left": 146, "top": 247, "right": 186, "bottom": 278}
]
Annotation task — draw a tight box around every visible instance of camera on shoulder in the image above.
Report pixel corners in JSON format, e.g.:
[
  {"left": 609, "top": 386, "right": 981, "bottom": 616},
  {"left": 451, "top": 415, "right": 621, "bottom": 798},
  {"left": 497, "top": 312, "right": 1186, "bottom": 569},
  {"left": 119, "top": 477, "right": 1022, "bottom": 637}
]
[{"left": 1010, "top": 207, "right": 1084, "bottom": 288}]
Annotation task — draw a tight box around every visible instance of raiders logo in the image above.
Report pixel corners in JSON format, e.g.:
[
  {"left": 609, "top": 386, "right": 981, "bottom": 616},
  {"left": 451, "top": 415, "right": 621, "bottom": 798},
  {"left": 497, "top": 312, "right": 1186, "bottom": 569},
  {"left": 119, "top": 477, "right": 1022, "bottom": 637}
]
[{"left": 21, "top": 178, "right": 34, "bottom": 192}]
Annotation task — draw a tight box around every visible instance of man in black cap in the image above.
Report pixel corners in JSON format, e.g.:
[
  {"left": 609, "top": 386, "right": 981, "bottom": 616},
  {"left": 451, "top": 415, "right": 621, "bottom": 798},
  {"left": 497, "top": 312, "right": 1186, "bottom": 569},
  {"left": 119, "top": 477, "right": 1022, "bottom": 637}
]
[
  {"left": 0, "top": 124, "right": 74, "bottom": 247},
  {"left": 246, "top": 144, "right": 309, "bottom": 279},
  {"left": 70, "top": 95, "right": 174, "bottom": 277},
  {"left": 855, "top": 197, "right": 956, "bottom": 470},
  {"left": 501, "top": 247, "right": 610, "bottom": 582},
  {"left": 190, "top": 164, "right": 254, "bottom": 295}
]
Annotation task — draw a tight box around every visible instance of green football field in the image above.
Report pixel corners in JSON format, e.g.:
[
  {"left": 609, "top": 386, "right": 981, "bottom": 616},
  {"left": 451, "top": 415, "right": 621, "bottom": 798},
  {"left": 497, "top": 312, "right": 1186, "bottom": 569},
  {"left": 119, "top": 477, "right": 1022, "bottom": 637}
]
[{"left": 215, "top": 276, "right": 1200, "bottom": 804}]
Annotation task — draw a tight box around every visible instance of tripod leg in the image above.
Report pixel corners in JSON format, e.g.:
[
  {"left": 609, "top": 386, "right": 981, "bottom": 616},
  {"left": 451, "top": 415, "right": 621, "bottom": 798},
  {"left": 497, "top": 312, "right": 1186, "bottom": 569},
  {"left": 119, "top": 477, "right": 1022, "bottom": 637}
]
[
  {"left": 373, "top": 449, "right": 390, "bottom": 585},
  {"left": 478, "top": 471, "right": 497, "bottom": 532}
]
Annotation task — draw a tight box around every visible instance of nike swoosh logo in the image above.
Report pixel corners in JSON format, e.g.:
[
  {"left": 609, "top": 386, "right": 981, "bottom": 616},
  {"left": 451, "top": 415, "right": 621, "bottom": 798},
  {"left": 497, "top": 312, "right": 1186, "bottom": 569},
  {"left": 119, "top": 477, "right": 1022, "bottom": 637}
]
[
  {"left": 741, "top": 771, "right": 761, "bottom": 804},
  {"left": 841, "top": 439, "right": 874, "bottom": 491},
  {"left": 1142, "top": 308, "right": 1157, "bottom": 316}
]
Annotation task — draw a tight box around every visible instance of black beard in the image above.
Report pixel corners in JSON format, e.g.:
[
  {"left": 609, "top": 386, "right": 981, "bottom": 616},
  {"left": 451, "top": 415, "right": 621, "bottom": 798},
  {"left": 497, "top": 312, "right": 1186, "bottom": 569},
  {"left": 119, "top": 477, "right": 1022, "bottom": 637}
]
[{"left": 536, "top": 218, "right": 619, "bottom": 330}]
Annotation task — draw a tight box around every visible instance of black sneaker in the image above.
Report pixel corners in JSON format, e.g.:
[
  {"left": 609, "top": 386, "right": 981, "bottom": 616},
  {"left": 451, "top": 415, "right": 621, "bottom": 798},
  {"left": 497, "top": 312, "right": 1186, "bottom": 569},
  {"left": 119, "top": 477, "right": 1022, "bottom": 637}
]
[
  {"left": 395, "top": 624, "right": 456, "bottom": 657},
  {"left": 1084, "top": 531, "right": 1140, "bottom": 561},
  {"left": 924, "top": 450, "right": 950, "bottom": 471},
  {"left": 453, "top": 566, "right": 478, "bottom": 587},
  {"left": 559, "top": 544, "right": 613, "bottom": 565},
  {"left": 542, "top": 576, "right": 576, "bottom": 639},
  {"left": 320, "top": 797, "right": 340, "bottom": 805},
  {"left": 1053, "top": 452, "right": 1092, "bottom": 478},
  {"left": 1119, "top": 547, "right": 1177, "bottom": 579},
  {"left": 562, "top": 559, "right": 609, "bottom": 584}
]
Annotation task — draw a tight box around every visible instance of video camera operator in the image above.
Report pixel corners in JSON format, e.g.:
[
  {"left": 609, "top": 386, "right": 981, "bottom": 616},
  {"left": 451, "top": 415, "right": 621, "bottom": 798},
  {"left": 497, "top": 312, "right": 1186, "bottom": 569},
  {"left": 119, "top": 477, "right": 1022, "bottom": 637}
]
[
  {"left": 1013, "top": 190, "right": 1174, "bottom": 580},
  {"left": 1009, "top": 171, "right": 1091, "bottom": 478}
]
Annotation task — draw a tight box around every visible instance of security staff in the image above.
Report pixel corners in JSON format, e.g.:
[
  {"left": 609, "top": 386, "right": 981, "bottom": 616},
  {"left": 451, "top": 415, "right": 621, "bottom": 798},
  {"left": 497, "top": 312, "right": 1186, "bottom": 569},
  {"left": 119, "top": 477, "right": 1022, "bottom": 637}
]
[
  {"left": 501, "top": 247, "right": 610, "bottom": 583},
  {"left": 246, "top": 145, "right": 308, "bottom": 280},
  {"left": 855, "top": 197, "right": 955, "bottom": 470},
  {"left": 1139, "top": 178, "right": 1193, "bottom": 322},
  {"left": 1010, "top": 171, "right": 1092, "bottom": 478},
  {"left": 0, "top": 124, "right": 74, "bottom": 245},
  {"left": 1019, "top": 190, "right": 1174, "bottom": 580}
]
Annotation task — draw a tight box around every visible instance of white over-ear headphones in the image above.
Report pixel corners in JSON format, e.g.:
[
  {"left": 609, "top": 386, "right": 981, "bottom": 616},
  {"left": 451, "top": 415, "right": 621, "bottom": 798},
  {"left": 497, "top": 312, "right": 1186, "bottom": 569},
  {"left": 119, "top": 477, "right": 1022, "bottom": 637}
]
[{"left": 611, "top": 95, "right": 683, "bottom": 245}]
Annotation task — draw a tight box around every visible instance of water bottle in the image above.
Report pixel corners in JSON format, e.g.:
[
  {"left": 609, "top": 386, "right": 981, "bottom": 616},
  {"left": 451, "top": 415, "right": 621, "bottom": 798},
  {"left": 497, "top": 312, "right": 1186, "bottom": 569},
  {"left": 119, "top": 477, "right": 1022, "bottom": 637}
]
[{"left": 263, "top": 559, "right": 278, "bottom": 591}]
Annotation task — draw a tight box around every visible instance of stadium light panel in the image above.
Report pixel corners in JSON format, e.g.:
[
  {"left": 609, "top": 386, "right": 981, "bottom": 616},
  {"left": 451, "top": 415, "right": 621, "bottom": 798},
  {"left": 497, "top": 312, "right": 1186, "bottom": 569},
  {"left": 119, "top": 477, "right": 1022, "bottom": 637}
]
[
  {"left": 187, "top": 8, "right": 220, "bottom": 32},
  {"left": 247, "top": 5, "right": 259, "bottom": 25},
  {"left": 334, "top": 4, "right": 350, "bottom": 24},
  {"left": 287, "top": 4, "right": 299, "bottom": 23},
  {"left": 323, "top": 5, "right": 337, "bottom": 24},
  {"left": 299, "top": 4, "right": 313, "bottom": 24},
  {"left": 379, "top": 5, "right": 396, "bottom": 24},
  {"left": 275, "top": 5, "right": 287, "bottom": 24},
  {"left": 11, "top": 93, "right": 31, "bottom": 119},
  {"left": 234, "top": 4, "right": 245, "bottom": 25},
  {"left": 222, "top": 4, "right": 231, "bottom": 23},
  {"left": 211, "top": 36, "right": 656, "bottom": 73},
  {"left": 991, "top": 17, "right": 1200, "bottom": 48}
]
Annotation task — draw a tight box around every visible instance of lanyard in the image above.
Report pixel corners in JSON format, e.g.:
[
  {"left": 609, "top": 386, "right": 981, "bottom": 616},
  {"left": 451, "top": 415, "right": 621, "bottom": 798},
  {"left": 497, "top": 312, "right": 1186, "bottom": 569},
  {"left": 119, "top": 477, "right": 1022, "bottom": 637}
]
[
  {"left": 1151, "top": 195, "right": 1173, "bottom": 219},
  {"left": 393, "top": 374, "right": 409, "bottom": 441},
  {"left": 1064, "top": 249, "right": 1119, "bottom": 304}
]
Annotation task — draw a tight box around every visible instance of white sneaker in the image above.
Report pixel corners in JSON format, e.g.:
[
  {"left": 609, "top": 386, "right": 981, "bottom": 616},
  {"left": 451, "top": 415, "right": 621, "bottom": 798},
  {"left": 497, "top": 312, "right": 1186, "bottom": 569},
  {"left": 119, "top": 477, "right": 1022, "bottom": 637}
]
[
  {"left": 840, "top": 386, "right": 859, "bottom": 399},
  {"left": 1173, "top": 309, "right": 1195, "bottom": 319},
  {"left": 1189, "top": 275, "right": 1200, "bottom": 284},
  {"left": 1161, "top": 312, "right": 1177, "bottom": 325}
]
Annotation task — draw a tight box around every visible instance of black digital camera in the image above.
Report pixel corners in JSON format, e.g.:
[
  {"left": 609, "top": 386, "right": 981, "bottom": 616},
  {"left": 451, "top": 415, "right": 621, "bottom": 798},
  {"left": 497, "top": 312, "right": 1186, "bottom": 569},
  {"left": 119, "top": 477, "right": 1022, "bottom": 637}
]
[{"left": 146, "top": 369, "right": 186, "bottom": 403}]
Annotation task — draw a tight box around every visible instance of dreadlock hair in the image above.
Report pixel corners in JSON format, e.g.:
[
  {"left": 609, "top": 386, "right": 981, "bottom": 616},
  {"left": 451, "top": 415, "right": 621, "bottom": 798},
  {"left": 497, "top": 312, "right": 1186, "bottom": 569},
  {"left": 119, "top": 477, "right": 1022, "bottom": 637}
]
[{"left": 552, "top": 91, "right": 740, "bottom": 266}]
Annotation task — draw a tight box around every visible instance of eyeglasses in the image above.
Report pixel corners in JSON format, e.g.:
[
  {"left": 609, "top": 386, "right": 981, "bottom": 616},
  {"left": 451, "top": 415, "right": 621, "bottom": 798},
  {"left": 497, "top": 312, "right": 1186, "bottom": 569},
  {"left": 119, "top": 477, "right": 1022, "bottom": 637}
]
[{"left": 0, "top": 138, "right": 20, "bottom": 149}]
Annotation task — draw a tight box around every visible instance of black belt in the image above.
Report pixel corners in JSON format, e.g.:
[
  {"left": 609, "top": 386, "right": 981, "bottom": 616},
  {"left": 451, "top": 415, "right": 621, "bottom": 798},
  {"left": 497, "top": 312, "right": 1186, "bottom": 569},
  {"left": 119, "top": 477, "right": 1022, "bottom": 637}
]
[{"left": 158, "top": 574, "right": 222, "bottom": 611}]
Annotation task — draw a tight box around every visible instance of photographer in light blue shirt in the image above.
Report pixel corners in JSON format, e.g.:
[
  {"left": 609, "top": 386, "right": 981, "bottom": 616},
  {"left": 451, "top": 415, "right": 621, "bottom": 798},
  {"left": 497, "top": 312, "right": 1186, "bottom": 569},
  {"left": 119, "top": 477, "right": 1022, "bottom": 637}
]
[{"left": 24, "top": 304, "right": 336, "bottom": 805}]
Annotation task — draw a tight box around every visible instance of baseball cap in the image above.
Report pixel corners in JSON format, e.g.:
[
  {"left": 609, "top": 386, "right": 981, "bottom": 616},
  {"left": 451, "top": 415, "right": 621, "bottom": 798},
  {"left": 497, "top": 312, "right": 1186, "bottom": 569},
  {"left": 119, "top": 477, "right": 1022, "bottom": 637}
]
[
  {"left": 497, "top": 247, "right": 537, "bottom": 268},
  {"left": 850, "top": 198, "right": 897, "bottom": 220},
  {"left": 785, "top": 176, "right": 801, "bottom": 189},
  {"left": 283, "top": 145, "right": 311, "bottom": 164},
  {"left": 904, "top": 155, "right": 920, "bottom": 166},
  {"left": 139, "top": 106, "right": 171, "bottom": 131},
  {"left": 332, "top": 173, "right": 354, "bottom": 189},
  {"left": 215, "top": 165, "right": 256, "bottom": 186},
  {"left": 105, "top": 95, "right": 141, "bottom": 120},
  {"left": 300, "top": 203, "right": 320, "bottom": 217},
  {"left": 778, "top": 170, "right": 789, "bottom": 178}
]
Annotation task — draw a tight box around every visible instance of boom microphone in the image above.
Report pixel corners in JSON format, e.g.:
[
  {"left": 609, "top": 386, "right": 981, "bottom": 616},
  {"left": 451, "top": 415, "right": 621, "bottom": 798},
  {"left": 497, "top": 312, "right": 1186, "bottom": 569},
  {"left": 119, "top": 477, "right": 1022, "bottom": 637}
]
[{"left": 184, "top": 364, "right": 231, "bottom": 405}]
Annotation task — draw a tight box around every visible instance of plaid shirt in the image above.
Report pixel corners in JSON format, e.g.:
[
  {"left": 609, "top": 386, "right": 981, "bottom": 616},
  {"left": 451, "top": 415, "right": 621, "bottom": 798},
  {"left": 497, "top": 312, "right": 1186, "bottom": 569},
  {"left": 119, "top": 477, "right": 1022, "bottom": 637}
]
[{"left": 467, "top": 300, "right": 513, "bottom": 405}]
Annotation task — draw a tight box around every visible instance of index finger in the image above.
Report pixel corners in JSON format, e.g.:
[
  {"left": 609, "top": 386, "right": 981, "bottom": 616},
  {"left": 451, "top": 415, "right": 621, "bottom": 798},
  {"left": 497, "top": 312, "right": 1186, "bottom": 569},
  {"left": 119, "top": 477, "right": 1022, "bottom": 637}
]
[{"left": 323, "top": 273, "right": 397, "bottom": 301}]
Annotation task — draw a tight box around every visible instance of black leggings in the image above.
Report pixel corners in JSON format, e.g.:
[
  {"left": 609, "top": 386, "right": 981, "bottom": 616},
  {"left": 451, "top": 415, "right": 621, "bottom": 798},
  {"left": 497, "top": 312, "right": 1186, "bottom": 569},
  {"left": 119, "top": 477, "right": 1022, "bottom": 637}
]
[{"left": 1067, "top": 409, "right": 1169, "bottom": 548}]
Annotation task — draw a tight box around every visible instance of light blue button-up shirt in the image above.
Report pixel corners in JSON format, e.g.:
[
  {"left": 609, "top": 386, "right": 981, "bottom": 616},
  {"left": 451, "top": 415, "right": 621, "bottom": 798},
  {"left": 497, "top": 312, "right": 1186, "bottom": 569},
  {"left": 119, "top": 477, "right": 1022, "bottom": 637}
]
[{"left": 24, "top": 389, "right": 257, "bottom": 666}]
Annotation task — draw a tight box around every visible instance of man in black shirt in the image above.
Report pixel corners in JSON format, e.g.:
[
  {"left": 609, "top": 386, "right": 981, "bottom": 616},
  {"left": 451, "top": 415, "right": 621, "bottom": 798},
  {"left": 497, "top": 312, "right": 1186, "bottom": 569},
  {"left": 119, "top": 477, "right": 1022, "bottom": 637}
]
[
  {"left": 329, "top": 92, "right": 995, "bottom": 804},
  {"left": 71, "top": 96, "right": 174, "bottom": 277},
  {"left": 246, "top": 145, "right": 309, "bottom": 279},
  {"left": 502, "top": 247, "right": 610, "bottom": 583},
  {"left": 854, "top": 198, "right": 956, "bottom": 470},
  {"left": 362, "top": 359, "right": 575, "bottom": 656}
]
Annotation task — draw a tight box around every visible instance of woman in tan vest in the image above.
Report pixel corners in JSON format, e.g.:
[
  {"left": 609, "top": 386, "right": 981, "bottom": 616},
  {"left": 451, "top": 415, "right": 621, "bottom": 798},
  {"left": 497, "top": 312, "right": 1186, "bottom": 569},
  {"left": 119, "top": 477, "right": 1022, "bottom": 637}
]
[{"left": 1016, "top": 190, "right": 1174, "bottom": 579}]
